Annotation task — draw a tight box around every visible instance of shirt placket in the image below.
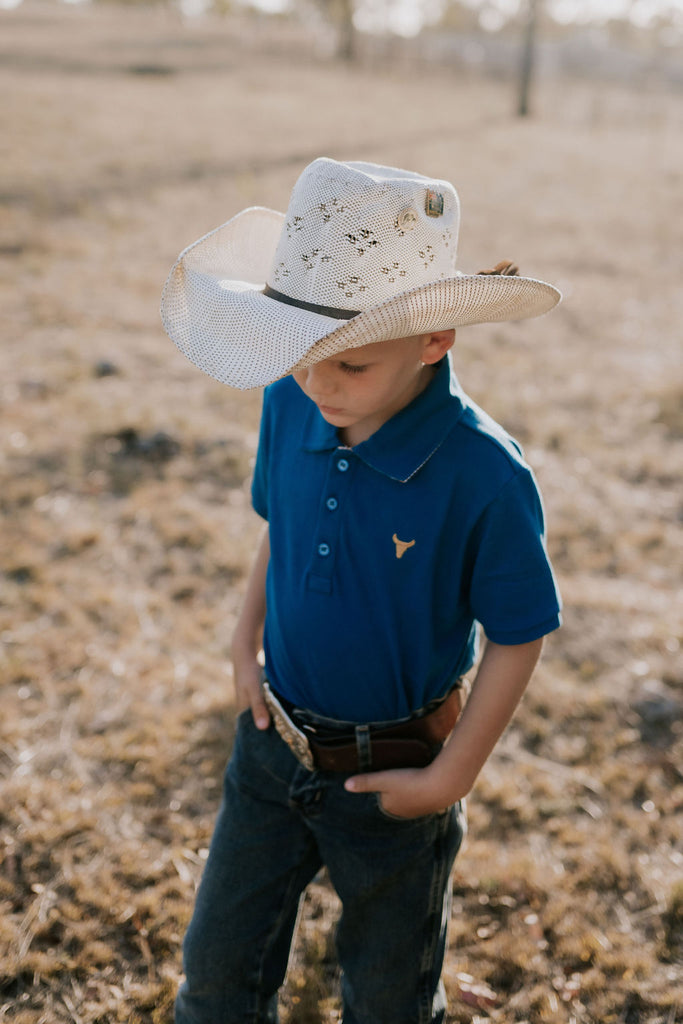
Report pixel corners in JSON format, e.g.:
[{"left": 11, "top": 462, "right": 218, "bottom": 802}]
[{"left": 306, "top": 447, "right": 355, "bottom": 595}]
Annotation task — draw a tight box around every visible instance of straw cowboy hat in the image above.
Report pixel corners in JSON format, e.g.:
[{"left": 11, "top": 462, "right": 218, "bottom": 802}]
[{"left": 161, "top": 158, "right": 561, "bottom": 390}]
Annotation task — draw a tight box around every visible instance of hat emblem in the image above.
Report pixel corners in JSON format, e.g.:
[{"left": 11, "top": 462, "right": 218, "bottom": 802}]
[
  {"left": 425, "top": 189, "right": 444, "bottom": 218},
  {"left": 396, "top": 208, "right": 418, "bottom": 232}
]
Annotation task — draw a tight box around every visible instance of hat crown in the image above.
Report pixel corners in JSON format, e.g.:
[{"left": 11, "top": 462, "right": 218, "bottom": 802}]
[{"left": 268, "top": 158, "right": 460, "bottom": 314}]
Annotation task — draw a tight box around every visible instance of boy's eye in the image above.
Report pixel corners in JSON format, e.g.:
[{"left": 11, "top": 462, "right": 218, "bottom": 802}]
[{"left": 339, "top": 362, "right": 367, "bottom": 375}]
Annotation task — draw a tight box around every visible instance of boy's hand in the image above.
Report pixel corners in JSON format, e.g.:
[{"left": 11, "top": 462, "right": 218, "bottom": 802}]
[
  {"left": 231, "top": 526, "right": 271, "bottom": 730},
  {"left": 344, "top": 765, "right": 458, "bottom": 820},
  {"left": 234, "top": 656, "right": 271, "bottom": 730},
  {"left": 345, "top": 638, "right": 544, "bottom": 819}
]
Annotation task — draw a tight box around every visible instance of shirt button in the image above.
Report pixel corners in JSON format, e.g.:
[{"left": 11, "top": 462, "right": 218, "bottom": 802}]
[
  {"left": 326, "top": 497, "right": 338, "bottom": 511},
  {"left": 337, "top": 458, "right": 349, "bottom": 472},
  {"left": 317, "top": 543, "right": 330, "bottom": 557}
]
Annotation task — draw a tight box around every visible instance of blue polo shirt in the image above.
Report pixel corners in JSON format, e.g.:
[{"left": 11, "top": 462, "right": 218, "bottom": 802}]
[{"left": 252, "top": 356, "right": 561, "bottom": 723}]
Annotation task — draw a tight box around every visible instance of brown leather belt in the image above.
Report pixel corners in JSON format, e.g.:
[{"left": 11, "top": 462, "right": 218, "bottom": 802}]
[{"left": 262, "top": 681, "right": 466, "bottom": 773}]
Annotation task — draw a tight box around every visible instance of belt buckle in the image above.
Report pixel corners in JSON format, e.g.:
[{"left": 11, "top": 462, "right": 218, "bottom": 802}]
[{"left": 262, "top": 681, "right": 315, "bottom": 772}]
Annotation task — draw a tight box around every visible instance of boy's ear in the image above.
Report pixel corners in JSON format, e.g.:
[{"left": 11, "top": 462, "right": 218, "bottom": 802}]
[{"left": 421, "top": 329, "right": 455, "bottom": 366}]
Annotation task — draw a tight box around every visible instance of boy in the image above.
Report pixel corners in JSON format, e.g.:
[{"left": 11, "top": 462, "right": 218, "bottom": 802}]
[{"left": 161, "top": 158, "right": 562, "bottom": 1023}]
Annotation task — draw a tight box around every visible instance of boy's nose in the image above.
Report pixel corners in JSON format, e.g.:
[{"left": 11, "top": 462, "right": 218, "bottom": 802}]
[{"left": 305, "top": 363, "right": 335, "bottom": 397}]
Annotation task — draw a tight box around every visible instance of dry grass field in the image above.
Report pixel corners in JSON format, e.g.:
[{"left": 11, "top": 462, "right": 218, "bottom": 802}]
[{"left": 1, "top": 3, "right": 682, "bottom": 1021}]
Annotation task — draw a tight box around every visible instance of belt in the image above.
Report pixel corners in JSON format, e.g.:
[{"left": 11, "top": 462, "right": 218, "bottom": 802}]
[{"left": 262, "top": 680, "right": 466, "bottom": 773}]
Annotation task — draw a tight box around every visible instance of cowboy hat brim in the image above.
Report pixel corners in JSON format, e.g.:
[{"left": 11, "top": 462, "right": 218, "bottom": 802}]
[{"left": 161, "top": 206, "right": 561, "bottom": 391}]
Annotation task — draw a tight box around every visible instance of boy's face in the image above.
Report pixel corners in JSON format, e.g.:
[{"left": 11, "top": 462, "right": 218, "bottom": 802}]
[{"left": 292, "top": 332, "right": 453, "bottom": 447}]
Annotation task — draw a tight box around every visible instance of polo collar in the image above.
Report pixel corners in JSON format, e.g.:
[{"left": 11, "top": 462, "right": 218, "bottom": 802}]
[{"left": 300, "top": 356, "right": 466, "bottom": 482}]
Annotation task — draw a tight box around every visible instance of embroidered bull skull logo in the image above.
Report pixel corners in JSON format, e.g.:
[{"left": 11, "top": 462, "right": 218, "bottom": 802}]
[{"left": 392, "top": 534, "right": 416, "bottom": 559}]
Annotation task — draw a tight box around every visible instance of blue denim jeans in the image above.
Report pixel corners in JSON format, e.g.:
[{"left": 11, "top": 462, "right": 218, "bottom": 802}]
[{"left": 175, "top": 710, "right": 465, "bottom": 1024}]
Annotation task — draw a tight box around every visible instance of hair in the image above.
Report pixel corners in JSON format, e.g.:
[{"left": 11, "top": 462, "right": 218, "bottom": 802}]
[{"left": 477, "top": 260, "right": 519, "bottom": 277}]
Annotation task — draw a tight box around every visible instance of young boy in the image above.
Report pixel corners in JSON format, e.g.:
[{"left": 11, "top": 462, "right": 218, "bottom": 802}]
[{"left": 161, "top": 158, "right": 562, "bottom": 1023}]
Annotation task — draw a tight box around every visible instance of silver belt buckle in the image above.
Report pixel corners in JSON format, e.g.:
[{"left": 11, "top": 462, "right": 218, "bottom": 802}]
[{"left": 262, "top": 680, "right": 315, "bottom": 772}]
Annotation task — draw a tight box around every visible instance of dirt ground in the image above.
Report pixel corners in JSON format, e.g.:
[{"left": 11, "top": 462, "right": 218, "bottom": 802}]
[{"left": 1, "top": 3, "right": 682, "bottom": 1022}]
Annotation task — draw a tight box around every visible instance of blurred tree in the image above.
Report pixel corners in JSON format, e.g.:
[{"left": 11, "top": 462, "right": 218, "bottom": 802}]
[
  {"left": 314, "top": 0, "right": 357, "bottom": 60},
  {"left": 518, "top": 0, "right": 539, "bottom": 116},
  {"left": 439, "top": 2, "right": 483, "bottom": 34},
  {"left": 336, "top": 0, "right": 356, "bottom": 60}
]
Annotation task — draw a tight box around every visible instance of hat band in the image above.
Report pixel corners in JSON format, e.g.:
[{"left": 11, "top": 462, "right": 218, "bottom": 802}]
[{"left": 263, "top": 285, "right": 360, "bottom": 321}]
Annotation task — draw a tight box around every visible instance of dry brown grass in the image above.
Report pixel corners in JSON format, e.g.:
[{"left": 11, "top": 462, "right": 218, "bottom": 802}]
[{"left": 1, "top": 3, "right": 682, "bottom": 1021}]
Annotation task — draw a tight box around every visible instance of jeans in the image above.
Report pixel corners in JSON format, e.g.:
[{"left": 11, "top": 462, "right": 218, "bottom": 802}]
[{"left": 175, "top": 710, "right": 465, "bottom": 1024}]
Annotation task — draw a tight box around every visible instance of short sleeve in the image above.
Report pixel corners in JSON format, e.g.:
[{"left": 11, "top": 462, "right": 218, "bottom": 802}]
[
  {"left": 469, "top": 468, "right": 562, "bottom": 644},
  {"left": 251, "top": 388, "right": 271, "bottom": 521}
]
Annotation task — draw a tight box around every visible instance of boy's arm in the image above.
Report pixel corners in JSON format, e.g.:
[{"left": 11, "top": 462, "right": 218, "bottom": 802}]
[
  {"left": 345, "top": 637, "right": 543, "bottom": 819},
  {"left": 231, "top": 525, "right": 271, "bottom": 730}
]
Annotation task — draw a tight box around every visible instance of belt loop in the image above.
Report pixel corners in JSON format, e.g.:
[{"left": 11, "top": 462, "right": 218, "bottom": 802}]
[{"left": 355, "top": 724, "right": 372, "bottom": 772}]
